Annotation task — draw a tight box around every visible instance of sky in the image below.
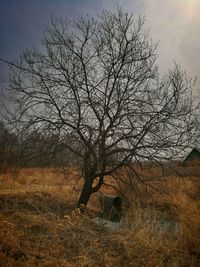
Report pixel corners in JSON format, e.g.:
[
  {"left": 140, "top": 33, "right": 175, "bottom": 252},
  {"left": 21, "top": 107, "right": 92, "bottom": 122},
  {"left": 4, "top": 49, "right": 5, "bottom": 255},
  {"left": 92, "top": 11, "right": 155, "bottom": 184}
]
[{"left": 0, "top": 0, "right": 200, "bottom": 92}]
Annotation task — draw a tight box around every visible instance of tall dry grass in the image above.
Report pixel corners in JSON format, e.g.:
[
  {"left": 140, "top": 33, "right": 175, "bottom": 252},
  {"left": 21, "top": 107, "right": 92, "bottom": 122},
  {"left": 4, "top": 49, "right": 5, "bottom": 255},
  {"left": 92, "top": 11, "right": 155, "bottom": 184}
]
[{"left": 0, "top": 164, "right": 200, "bottom": 266}]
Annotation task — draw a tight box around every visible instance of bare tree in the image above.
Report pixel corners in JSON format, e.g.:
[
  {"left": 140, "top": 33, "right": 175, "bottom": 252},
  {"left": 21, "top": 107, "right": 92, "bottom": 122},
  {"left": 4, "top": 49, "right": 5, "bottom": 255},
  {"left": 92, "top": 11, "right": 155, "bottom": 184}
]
[{"left": 2, "top": 9, "right": 199, "bottom": 206}]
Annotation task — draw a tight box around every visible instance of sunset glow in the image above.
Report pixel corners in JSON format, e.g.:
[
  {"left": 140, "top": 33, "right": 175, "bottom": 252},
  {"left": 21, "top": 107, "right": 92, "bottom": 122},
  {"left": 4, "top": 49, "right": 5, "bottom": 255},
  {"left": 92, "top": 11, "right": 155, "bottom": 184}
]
[{"left": 181, "top": 0, "right": 200, "bottom": 21}]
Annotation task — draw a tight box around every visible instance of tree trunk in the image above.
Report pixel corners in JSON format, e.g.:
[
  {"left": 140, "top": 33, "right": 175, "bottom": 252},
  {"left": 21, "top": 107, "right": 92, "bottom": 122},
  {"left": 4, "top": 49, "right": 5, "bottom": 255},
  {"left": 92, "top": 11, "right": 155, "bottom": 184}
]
[{"left": 77, "top": 178, "right": 93, "bottom": 208}]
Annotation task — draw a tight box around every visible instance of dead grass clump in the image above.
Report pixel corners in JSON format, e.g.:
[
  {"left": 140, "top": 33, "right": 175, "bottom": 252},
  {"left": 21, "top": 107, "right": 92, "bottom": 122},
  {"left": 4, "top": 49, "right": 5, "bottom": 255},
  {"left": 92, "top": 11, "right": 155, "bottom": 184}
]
[
  {"left": 0, "top": 165, "right": 200, "bottom": 266},
  {"left": 0, "top": 214, "right": 26, "bottom": 267},
  {"left": 171, "top": 192, "right": 200, "bottom": 262},
  {"left": 114, "top": 163, "right": 200, "bottom": 266}
]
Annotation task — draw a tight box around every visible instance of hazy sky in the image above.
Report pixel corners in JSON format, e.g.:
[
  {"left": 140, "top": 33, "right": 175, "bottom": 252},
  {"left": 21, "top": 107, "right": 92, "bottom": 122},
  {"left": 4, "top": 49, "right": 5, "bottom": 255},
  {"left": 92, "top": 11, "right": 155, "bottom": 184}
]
[{"left": 0, "top": 0, "right": 200, "bottom": 91}]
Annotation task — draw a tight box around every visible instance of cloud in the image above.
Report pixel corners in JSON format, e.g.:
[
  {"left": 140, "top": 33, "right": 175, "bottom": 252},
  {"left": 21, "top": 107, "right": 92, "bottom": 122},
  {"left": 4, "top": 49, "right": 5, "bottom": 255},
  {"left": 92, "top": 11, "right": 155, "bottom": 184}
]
[
  {"left": 140, "top": 0, "right": 200, "bottom": 90},
  {"left": 0, "top": 0, "right": 199, "bottom": 91},
  {"left": 95, "top": 0, "right": 200, "bottom": 90}
]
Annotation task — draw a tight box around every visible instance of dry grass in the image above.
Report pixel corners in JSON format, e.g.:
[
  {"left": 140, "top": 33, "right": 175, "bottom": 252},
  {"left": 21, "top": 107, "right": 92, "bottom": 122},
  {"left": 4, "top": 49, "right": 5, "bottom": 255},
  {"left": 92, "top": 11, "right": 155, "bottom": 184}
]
[{"left": 0, "top": 164, "right": 200, "bottom": 266}]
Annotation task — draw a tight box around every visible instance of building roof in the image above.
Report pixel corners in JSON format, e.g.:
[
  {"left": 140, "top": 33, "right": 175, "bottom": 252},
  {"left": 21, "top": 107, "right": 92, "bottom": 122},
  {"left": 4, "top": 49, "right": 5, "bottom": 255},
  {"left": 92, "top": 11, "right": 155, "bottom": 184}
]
[{"left": 184, "top": 147, "right": 200, "bottom": 162}]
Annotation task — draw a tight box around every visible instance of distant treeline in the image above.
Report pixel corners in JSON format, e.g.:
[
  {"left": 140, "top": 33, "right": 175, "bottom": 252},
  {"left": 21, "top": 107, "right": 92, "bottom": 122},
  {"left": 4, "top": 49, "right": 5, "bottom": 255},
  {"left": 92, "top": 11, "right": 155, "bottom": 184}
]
[{"left": 0, "top": 121, "right": 81, "bottom": 171}]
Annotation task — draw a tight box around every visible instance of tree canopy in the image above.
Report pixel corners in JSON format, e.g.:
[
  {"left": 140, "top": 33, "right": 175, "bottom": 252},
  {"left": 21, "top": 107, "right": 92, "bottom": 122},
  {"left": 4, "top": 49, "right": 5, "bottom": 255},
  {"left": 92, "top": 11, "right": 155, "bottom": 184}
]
[{"left": 2, "top": 9, "right": 199, "bottom": 206}]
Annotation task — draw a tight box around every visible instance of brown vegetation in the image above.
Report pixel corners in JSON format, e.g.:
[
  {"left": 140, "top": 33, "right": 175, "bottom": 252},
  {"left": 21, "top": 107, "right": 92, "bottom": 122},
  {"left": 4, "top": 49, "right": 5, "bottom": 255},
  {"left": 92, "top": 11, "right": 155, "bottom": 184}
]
[{"left": 0, "top": 164, "right": 200, "bottom": 267}]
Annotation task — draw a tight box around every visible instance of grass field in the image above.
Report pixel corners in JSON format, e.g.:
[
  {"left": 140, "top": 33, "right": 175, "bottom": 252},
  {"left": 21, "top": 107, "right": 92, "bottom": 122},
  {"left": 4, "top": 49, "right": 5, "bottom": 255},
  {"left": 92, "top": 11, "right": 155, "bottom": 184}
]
[{"left": 0, "top": 164, "right": 200, "bottom": 267}]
